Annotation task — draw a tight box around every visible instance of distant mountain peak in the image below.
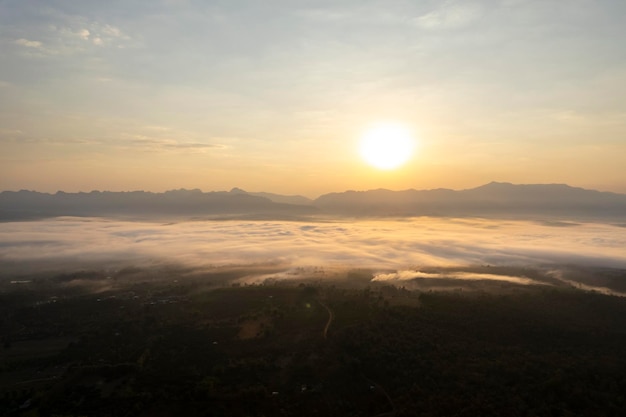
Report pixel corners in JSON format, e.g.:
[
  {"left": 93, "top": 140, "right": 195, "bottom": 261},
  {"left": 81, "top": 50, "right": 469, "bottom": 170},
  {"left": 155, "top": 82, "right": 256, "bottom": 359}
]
[
  {"left": 471, "top": 181, "right": 514, "bottom": 190},
  {"left": 468, "top": 181, "right": 587, "bottom": 192},
  {"left": 226, "top": 188, "right": 313, "bottom": 206}
]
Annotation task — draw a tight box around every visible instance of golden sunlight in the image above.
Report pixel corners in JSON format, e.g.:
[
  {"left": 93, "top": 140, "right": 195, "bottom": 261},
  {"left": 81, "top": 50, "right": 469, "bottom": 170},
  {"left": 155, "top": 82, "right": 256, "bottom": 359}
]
[{"left": 358, "top": 123, "right": 416, "bottom": 170}]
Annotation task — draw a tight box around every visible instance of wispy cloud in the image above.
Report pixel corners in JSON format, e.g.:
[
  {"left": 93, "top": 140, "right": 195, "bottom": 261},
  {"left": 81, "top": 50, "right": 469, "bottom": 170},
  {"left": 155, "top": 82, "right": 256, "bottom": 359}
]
[
  {"left": 0, "top": 128, "right": 26, "bottom": 140},
  {"left": 15, "top": 38, "right": 42, "bottom": 48},
  {"left": 52, "top": 21, "right": 132, "bottom": 52},
  {"left": 117, "top": 131, "right": 226, "bottom": 153},
  {"left": 77, "top": 29, "right": 90, "bottom": 40},
  {"left": 11, "top": 14, "right": 133, "bottom": 57},
  {"left": 415, "top": 1, "right": 484, "bottom": 30}
]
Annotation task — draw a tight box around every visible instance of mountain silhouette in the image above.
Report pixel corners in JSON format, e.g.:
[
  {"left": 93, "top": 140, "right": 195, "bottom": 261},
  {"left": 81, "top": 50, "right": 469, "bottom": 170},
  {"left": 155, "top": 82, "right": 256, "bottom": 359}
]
[
  {"left": 229, "top": 188, "right": 313, "bottom": 206},
  {"left": 314, "top": 182, "right": 626, "bottom": 219},
  {"left": 1, "top": 183, "right": 625, "bottom": 221},
  {"left": 0, "top": 189, "right": 317, "bottom": 221}
]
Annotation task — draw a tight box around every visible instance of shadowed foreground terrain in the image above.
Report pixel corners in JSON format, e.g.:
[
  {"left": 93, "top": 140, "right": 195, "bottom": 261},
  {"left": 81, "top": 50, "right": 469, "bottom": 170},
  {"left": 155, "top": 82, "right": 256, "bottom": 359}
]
[{"left": 2, "top": 269, "right": 626, "bottom": 416}]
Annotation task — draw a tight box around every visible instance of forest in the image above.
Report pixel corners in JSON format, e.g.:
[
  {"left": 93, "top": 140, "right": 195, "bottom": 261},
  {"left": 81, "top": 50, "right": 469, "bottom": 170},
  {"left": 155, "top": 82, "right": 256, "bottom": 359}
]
[{"left": 2, "top": 268, "right": 626, "bottom": 416}]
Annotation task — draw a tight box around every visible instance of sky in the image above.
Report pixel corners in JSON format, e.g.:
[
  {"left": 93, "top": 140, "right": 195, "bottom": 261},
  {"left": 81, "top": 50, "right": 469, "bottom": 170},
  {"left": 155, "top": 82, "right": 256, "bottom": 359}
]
[{"left": 1, "top": 0, "right": 625, "bottom": 196}]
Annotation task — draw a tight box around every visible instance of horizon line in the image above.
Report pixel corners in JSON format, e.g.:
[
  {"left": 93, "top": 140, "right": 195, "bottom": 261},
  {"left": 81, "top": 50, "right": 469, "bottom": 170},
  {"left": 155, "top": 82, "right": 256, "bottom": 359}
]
[{"left": 2, "top": 181, "right": 625, "bottom": 199}]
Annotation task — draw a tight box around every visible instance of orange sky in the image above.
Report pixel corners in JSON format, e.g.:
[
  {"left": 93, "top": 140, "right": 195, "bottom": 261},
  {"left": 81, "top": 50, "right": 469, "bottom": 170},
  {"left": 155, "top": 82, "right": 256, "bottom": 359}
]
[{"left": 1, "top": 1, "right": 625, "bottom": 196}]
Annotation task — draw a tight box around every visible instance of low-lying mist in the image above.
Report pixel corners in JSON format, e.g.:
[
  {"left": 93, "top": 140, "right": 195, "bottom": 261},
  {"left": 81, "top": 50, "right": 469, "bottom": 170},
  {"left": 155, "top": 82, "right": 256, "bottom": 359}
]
[{"left": 1, "top": 216, "right": 625, "bottom": 293}]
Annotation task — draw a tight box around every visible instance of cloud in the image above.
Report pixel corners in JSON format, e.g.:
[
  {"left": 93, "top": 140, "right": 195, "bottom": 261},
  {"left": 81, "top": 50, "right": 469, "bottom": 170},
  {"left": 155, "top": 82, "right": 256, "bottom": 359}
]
[
  {"left": 1, "top": 218, "right": 625, "bottom": 279},
  {"left": 117, "top": 133, "right": 226, "bottom": 153},
  {"left": 415, "top": 2, "right": 483, "bottom": 30},
  {"left": 296, "top": 9, "right": 349, "bottom": 22},
  {"left": 9, "top": 20, "right": 132, "bottom": 58},
  {"left": 102, "top": 25, "right": 122, "bottom": 38},
  {"left": 55, "top": 22, "right": 131, "bottom": 50},
  {"left": 162, "top": 142, "right": 224, "bottom": 150},
  {"left": 15, "top": 38, "right": 42, "bottom": 48},
  {"left": 0, "top": 128, "right": 25, "bottom": 140}
]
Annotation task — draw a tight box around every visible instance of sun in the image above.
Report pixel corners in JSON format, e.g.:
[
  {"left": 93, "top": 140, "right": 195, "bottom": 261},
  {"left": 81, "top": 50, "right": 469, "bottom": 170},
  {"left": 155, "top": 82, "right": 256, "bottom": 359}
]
[{"left": 359, "top": 123, "right": 415, "bottom": 170}]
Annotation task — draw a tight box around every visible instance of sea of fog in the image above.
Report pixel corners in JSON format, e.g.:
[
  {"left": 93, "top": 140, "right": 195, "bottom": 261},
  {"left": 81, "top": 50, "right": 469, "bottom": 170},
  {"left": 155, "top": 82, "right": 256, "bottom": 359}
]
[{"left": 1, "top": 217, "right": 625, "bottom": 277}]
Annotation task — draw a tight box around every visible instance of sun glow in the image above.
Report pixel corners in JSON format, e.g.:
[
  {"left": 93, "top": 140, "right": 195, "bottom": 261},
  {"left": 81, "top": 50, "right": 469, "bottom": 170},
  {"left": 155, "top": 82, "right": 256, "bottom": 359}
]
[{"left": 359, "top": 123, "right": 415, "bottom": 170}]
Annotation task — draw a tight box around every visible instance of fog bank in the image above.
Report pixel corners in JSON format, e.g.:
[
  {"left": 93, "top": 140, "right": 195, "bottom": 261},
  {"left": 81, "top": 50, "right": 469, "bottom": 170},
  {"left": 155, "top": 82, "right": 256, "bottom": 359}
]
[{"left": 1, "top": 217, "right": 625, "bottom": 277}]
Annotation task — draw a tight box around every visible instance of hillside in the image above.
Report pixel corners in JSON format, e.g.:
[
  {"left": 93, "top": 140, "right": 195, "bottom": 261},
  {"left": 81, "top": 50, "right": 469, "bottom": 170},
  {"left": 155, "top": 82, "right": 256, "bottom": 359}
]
[
  {"left": 314, "top": 182, "right": 626, "bottom": 219},
  {"left": 0, "top": 189, "right": 317, "bottom": 221},
  {"left": 2, "top": 183, "right": 625, "bottom": 221}
]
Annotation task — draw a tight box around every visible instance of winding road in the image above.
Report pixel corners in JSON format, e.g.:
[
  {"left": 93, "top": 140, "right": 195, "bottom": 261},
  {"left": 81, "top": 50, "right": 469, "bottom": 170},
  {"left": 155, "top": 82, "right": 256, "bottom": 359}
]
[{"left": 318, "top": 300, "right": 333, "bottom": 339}]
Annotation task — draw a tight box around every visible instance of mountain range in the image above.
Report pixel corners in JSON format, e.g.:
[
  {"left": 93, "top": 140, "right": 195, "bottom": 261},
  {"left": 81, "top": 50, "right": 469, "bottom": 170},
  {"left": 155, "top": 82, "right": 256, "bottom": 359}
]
[
  {"left": 1, "top": 182, "right": 625, "bottom": 221},
  {"left": 315, "top": 182, "right": 626, "bottom": 219}
]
